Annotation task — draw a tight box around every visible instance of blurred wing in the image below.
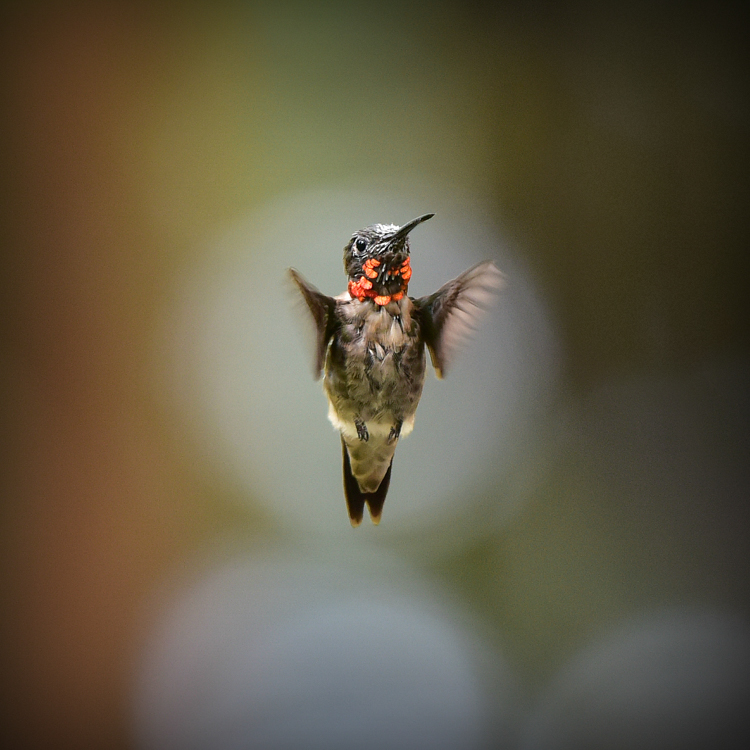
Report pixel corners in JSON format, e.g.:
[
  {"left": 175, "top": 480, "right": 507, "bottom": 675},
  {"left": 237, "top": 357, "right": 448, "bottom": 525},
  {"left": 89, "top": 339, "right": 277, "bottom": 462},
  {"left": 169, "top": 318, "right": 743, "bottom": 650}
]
[
  {"left": 414, "top": 260, "right": 504, "bottom": 379},
  {"left": 288, "top": 268, "right": 338, "bottom": 379}
]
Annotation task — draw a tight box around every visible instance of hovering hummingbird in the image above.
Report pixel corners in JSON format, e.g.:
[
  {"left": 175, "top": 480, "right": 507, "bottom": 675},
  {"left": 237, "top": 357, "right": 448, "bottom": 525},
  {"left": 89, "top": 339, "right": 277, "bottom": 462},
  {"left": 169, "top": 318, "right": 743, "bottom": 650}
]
[{"left": 289, "top": 213, "right": 502, "bottom": 526}]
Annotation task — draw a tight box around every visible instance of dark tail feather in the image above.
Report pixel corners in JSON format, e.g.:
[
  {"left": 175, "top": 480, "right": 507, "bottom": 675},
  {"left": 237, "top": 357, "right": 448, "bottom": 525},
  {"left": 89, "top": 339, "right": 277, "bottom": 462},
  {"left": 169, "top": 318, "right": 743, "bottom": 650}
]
[
  {"left": 365, "top": 463, "right": 392, "bottom": 524},
  {"left": 341, "top": 438, "right": 393, "bottom": 527},
  {"left": 342, "top": 439, "right": 365, "bottom": 527}
]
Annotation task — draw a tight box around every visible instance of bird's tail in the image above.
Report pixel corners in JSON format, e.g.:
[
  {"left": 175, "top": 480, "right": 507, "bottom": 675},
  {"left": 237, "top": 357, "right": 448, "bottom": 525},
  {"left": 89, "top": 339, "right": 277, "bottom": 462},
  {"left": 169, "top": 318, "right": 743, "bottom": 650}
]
[{"left": 341, "top": 437, "right": 393, "bottom": 527}]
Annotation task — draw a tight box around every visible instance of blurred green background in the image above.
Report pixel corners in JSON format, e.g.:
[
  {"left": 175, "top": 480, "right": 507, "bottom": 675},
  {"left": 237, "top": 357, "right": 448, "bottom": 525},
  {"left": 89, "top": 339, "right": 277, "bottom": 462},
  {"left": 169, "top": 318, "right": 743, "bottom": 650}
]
[{"left": 1, "top": 1, "right": 748, "bottom": 747}]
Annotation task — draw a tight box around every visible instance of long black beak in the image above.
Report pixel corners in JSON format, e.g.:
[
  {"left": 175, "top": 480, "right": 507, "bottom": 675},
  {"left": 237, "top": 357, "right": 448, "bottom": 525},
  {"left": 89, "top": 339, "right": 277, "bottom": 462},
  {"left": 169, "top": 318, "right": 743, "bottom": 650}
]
[{"left": 388, "top": 213, "right": 434, "bottom": 244}]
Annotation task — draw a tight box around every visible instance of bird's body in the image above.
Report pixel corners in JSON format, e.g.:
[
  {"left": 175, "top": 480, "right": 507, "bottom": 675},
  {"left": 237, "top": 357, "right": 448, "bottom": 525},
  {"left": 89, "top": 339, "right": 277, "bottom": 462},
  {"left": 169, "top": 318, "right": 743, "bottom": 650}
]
[
  {"left": 325, "top": 294, "right": 425, "bottom": 506},
  {"left": 289, "top": 214, "right": 502, "bottom": 526}
]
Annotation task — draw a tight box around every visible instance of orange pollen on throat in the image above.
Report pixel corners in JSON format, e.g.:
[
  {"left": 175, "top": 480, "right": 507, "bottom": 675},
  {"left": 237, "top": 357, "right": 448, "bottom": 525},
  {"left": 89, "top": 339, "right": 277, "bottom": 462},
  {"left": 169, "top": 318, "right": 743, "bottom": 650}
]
[
  {"left": 363, "top": 257, "right": 380, "bottom": 279},
  {"left": 348, "top": 257, "right": 411, "bottom": 306},
  {"left": 400, "top": 259, "right": 412, "bottom": 281}
]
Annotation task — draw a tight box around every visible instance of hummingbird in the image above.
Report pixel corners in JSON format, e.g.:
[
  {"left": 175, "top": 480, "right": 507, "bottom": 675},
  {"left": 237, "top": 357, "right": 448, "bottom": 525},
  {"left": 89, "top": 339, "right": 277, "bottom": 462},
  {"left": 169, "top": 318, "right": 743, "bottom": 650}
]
[{"left": 289, "top": 213, "right": 502, "bottom": 526}]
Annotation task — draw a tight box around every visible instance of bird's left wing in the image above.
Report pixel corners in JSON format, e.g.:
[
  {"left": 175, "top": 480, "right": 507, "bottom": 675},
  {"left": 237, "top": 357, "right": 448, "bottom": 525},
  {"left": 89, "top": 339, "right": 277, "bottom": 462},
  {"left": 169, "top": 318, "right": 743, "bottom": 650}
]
[
  {"left": 288, "top": 268, "right": 338, "bottom": 379},
  {"left": 414, "top": 260, "right": 504, "bottom": 379}
]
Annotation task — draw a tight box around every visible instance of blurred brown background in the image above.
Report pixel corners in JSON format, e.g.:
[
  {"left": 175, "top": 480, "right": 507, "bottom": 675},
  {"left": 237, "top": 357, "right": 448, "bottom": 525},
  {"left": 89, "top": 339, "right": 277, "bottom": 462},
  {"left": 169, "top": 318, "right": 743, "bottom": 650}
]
[{"left": 1, "top": 1, "right": 748, "bottom": 748}]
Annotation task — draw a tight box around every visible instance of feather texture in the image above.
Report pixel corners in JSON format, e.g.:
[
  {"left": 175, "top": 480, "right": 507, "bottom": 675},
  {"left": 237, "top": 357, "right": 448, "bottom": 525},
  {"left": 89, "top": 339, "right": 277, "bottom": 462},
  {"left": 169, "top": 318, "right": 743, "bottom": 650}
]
[
  {"left": 414, "top": 260, "right": 504, "bottom": 378},
  {"left": 288, "top": 268, "right": 338, "bottom": 379},
  {"left": 341, "top": 437, "right": 393, "bottom": 526}
]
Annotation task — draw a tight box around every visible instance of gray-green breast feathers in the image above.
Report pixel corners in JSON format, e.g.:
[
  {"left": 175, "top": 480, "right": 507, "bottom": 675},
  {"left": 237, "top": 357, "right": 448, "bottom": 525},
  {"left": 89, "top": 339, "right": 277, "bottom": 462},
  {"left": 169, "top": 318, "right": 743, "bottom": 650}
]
[{"left": 414, "top": 260, "right": 504, "bottom": 379}]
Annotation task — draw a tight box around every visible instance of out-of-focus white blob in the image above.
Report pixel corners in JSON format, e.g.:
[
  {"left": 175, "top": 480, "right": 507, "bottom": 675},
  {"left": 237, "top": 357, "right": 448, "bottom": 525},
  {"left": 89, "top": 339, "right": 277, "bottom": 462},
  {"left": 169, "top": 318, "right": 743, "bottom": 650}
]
[
  {"left": 157, "top": 186, "right": 559, "bottom": 547},
  {"left": 519, "top": 608, "right": 750, "bottom": 750},
  {"left": 131, "top": 547, "right": 516, "bottom": 750}
]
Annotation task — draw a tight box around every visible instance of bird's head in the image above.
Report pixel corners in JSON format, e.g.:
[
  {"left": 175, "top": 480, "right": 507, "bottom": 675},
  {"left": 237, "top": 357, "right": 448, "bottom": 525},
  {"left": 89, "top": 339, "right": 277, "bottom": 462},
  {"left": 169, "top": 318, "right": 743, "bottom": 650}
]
[{"left": 343, "top": 213, "right": 434, "bottom": 305}]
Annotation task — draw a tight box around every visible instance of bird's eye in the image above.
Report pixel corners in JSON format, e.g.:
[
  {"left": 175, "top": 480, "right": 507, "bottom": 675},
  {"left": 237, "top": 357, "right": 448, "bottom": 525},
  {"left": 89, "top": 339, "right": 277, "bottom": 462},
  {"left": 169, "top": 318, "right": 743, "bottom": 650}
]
[{"left": 355, "top": 238, "right": 368, "bottom": 252}]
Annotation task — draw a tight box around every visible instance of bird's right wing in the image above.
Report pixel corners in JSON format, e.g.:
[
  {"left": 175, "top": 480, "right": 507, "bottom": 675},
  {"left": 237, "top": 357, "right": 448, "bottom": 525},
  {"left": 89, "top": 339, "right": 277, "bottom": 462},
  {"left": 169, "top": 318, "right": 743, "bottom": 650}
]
[{"left": 288, "top": 268, "right": 338, "bottom": 379}]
